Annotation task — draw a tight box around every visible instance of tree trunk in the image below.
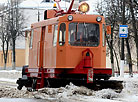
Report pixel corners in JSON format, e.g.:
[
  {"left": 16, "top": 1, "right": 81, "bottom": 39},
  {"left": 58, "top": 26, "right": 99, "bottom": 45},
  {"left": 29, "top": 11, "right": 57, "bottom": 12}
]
[
  {"left": 106, "top": 35, "right": 115, "bottom": 76},
  {"left": 113, "top": 48, "right": 120, "bottom": 75},
  {"left": 129, "top": 0, "right": 138, "bottom": 70},
  {"left": 4, "top": 55, "right": 7, "bottom": 70},
  {"left": 126, "top": 38, "right": 133, "bottom": 77},
  {"left": 2, "top": 41, "right": 9, "bottom": 70},
  {"left": 2, "top": 46, "right": 9, "bottom": 70},
  {"left": 4, "top": 63, "right": 6, "bottom": 70},
  {"left": 137, "top": 48, "right": 138, "bottom": 71},
  {"left": 12, "top": 38, "right": 16, "bottom": 70},
  {"left": 110, "top": 26, "right": 114, "bottom": 76}
]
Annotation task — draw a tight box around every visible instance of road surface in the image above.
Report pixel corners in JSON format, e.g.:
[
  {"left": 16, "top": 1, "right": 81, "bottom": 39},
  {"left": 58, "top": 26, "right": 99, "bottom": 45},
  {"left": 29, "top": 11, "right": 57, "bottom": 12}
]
[{"left": 0, "top": 98, "right": 59, "bottom": 102}]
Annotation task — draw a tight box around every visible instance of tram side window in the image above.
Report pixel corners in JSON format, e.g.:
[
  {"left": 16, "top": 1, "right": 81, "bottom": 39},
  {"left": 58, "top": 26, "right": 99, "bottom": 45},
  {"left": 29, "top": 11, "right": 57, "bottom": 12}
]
[
  {"left": 59, "top": 23, "right": 66, "bottom": 46},
  {"left": 53, "top": 25, "right": 58, "bottom": 46},
  {"left": 102, "top": 24, "right": 105, "bottom": 47},
  {"left": 29, "top": 30, "right": 34, "bottom": 49}
]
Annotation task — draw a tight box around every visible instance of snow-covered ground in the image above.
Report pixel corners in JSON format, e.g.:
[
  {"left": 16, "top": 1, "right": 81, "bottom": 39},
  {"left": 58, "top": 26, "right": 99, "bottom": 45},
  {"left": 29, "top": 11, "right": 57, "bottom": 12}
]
[{"left": 0, "top": 70, "right": 138, "bottom": 102}]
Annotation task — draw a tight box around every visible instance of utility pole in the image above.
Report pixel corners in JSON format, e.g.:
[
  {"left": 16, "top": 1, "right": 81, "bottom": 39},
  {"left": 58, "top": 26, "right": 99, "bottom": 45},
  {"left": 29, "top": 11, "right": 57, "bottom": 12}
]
[
  {"left": 37, "top": 2, "right": 40, "bottom": 22},
  {"left": 38, "top": 10, "right": 40, "bottom": 22},
  {"left": 120, "top": 0, "right": 125, "bottom": 77},
  {"left": 33, "top": 0, "right": 40, "bottom": 22}
]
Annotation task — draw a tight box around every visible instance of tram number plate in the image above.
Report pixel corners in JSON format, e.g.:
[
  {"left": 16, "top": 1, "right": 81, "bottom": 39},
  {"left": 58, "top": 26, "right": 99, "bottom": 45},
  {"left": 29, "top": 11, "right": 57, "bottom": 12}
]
[
  {"left": 87, "top": 69, "right": 93, "bottom": 83},
  {"left": 47, "top": 69, "right": 55, "bottom": 78},
  {"left": 30, "top": 73, "right": 38, "bottom": 77},
  {"left": 47, "top": 69, "right": 55, "bottom": 73}
]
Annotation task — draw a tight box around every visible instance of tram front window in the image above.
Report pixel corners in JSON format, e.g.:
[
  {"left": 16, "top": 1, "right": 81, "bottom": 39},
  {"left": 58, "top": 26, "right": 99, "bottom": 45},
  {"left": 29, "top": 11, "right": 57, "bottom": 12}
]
[{"left": 68, "top": 23, "right": 99, "bottom": 47}]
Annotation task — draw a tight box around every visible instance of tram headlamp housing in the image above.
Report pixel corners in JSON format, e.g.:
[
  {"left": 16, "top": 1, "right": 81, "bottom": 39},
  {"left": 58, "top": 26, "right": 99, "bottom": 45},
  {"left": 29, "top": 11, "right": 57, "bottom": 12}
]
[
  {"left": 96, "top": 17, "right": 102, "bottom": 22},
  {"left": 68, "top": 15, "right": 73, "bottom": 21},
  {"left": 78, "top": 2, "right": 89, "bottom": 13}
]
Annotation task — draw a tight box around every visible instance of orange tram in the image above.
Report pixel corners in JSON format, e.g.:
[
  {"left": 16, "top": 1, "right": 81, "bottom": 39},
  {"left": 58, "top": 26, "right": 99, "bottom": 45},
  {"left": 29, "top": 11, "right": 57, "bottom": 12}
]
[{"left": 17, "top": 0, "right": 122, "bottom": 91}]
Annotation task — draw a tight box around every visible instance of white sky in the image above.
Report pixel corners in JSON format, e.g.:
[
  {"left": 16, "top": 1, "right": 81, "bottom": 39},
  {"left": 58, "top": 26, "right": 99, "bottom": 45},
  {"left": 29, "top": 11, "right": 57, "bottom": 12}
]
[
  {"left": 0, "top": 0, "right": 99, "bottom": 14},
  {"left": 0, "top": 0, "right": 7, "bottom": 3},
  {"left": 0, "top": 0, "right": 99, "bottom": 4}
]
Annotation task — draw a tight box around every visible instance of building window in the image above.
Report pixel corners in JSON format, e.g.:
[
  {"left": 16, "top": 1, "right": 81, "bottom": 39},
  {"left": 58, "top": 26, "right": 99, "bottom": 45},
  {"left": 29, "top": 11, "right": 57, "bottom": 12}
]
[
  {"left": 7, "top": 53, "right": 9, "bottom": 63},
  {"left": 11, "top": 52, "right": 12, "bottom": 62},
  {"left": 46, "top": 0, "right": 50, "bottom": 2},
  {"left": 53, "top": 25, "right": 58, "bottom": 46},
  {"left": 59, "top": 23, "right": 66, "bottom": 46},
  {"left": 1, "top": 54, "right": 3, "bottom": 64},
  {"left": 42, "top": 0, "right": 50, "bottom": 2}
]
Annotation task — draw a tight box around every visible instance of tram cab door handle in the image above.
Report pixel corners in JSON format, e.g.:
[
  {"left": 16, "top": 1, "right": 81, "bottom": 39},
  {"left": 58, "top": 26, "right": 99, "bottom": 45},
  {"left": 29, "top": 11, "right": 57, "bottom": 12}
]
[{"left": 59, "top": 49, "right": 63, "bottom": 52}]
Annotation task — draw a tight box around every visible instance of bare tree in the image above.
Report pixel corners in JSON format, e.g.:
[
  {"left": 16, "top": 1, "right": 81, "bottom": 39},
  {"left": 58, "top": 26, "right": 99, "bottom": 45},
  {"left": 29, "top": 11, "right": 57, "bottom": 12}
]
[
  {"left": 0, "top": 16, "right": 8, "bottom": 69},
  {"left": 96, "top": 0, "right": 137, "bottom": 75},
  {"left": 0, "top": 0, "right": 25, "bottom": 70},
  {"left": 0, "top": 4, "right": 11, "bottom": 70},
  {"left": 128, "top": 0, "right": 138, "bottom": 70},
  {"left": 8, "top": 0, "right": 25, "bottom": 69},
  {"left": 96, "top": 0, "right": 122, "bottom": 75}
]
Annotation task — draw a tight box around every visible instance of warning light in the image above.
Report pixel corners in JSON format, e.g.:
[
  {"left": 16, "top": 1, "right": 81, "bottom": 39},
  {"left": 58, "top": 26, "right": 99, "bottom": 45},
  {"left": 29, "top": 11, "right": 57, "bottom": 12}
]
[
  {"left": 53, "top": 3, "right": 57, "bottom": 8},
  {"left": 78, "top": 2, "right": 89, "bottom": 13}
]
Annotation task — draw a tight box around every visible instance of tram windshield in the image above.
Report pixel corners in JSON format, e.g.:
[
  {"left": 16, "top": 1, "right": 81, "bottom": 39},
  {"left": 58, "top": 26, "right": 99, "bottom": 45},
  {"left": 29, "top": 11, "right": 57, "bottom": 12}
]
[{"left": 68, "top": 22, "right": 99, "bottom": 47}]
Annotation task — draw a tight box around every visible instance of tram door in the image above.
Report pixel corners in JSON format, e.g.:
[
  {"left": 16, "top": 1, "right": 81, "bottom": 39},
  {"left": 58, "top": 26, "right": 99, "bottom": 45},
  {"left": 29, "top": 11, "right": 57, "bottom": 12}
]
[
  {"left": 38, "top": 26, "right": 45, "bottom": 68},
  {"left": 57, "top": 23, "right": 66, "bottom": 68}
]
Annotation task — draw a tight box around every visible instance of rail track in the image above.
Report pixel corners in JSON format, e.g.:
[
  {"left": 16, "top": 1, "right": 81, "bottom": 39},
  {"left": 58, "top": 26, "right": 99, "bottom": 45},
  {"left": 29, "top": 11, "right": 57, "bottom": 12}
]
[{"left": 0, "top": 80, "right": 17, "bottom": 88}]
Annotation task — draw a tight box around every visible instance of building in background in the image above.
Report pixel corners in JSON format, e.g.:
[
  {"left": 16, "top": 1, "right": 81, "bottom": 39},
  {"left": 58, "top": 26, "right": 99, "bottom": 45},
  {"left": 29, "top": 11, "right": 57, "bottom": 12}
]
[
  {"left": 0, "top": 0, "right": 69, "bottom": 69},
  {"left": 0, "top": 49, "right": 25, "bottom": 69},
  {"left": 20, "top": 0, "right": 69, "bottom": 27}
]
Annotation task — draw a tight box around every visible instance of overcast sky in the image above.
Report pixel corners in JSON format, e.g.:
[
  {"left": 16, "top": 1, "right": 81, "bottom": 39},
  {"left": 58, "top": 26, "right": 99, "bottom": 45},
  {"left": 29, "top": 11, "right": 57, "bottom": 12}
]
[
  {"left": 0, "top": 0, "right": 99, "bottom": 14},
  {"left": 0, "top": 0, "right": 7, "bottom": 3},
  {"left": 0, "top": 0, "right": 98, "bottom": 4}
]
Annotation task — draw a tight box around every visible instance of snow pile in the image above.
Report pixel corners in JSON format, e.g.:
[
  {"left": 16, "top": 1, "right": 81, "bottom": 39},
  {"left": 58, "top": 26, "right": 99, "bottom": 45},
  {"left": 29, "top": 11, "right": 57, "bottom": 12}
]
[
  {"left": 94, "top": 89, "right": 120, "bottom": 99},
  {"left": 0, "top": 86, "right": 33, "bottom": 98},
  {"left": 122, "top": 81, "right": 138, "bottom": 95},
  {"left": 0, "top": 83, "right": 93, "bottom": 100},
  {"left": 0, "top": 70, "right": 138, "bottom": 102},
  {"left": 33, "top": 83, "right": 93, "bottom": 99},
  {"left": 0, "top": 80, "right": 138, "bottom": 102}
]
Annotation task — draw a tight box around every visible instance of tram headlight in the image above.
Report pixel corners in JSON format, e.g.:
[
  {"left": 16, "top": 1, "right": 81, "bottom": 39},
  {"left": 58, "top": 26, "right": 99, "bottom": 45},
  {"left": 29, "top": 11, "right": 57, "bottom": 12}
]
[
  {"left": 96, "top": 17, "right": 102, "bottom": 22},
  {"left": 68, "top": 15, "right": 73, "bottom": 21},
  {"left": 78, "top": 2, "right": 89, "bottom": 13}
]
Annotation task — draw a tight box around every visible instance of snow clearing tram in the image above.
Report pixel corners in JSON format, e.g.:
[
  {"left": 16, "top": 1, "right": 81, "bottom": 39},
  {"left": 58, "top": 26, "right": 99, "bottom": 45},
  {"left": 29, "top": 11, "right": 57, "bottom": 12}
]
[{"left": 17, "top": 0, "right": 123, "bottom": 91}]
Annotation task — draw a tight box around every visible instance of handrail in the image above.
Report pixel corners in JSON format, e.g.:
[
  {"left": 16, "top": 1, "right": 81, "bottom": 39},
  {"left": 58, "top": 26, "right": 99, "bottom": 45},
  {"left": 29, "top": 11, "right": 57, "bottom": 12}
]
[{"left": 37, "top": 41, "right": 40, "bottom": 67}]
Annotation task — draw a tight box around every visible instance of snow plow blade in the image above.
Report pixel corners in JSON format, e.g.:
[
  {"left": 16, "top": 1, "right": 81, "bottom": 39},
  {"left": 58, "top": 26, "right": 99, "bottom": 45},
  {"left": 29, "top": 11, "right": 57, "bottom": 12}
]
[
  {"left": 90, "top": 80, "right": 123, "bottom": 92},
  {"left": 42, "top": 78, "right": 123, "bottom": 92}
]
